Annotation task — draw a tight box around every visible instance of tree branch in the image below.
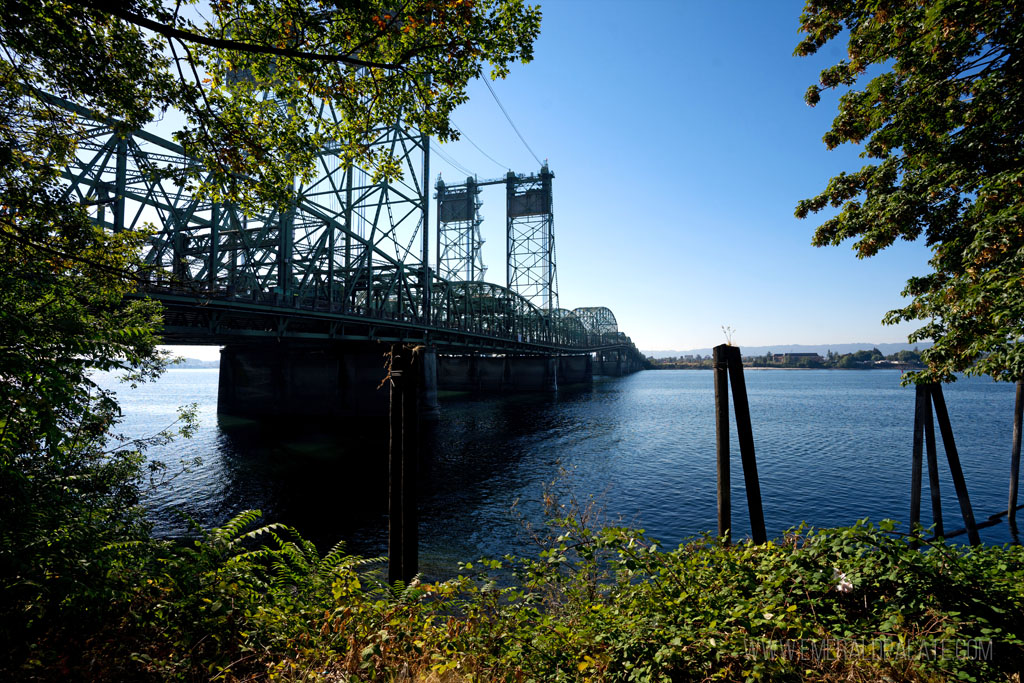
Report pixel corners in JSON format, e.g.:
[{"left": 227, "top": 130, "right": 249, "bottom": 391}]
[{"left": 78, "top": 1, "right": 413, "bottom": 71}]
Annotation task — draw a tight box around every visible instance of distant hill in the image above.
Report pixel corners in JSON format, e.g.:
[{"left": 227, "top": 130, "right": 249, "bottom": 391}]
[
  {"left": 642, "top": 342, "right": 932, "bottom": 359},
  {"left": 172, "top": 358, "right": 220, "bottom": 369}
]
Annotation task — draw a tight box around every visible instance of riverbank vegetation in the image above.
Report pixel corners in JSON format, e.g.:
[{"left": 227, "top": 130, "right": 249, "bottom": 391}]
[{"left": 4, "top": 502, "right": 1024, "bottom": 681}]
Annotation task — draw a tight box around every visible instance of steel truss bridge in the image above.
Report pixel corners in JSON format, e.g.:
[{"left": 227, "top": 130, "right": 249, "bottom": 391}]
[{"left": 54, "top": 95, "right": 645, "bottom": 366}]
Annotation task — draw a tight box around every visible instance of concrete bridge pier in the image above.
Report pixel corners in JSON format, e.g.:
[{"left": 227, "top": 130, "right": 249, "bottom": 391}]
[
  {"left": 434, "top": 354, "right": 475, "bottom": 391},
  {"left": 595, "top": 350, "right": 624, "bottom": 377},
  {"left": 437, "top": 353, "right": 586, "bottom": 392},
  {"left": 558, "top": 354, "right": 593, "bottom": 386},
  {"left": 418, "top": 347, "right": 441, "bottom": 420},
  {"left": 478, "top": 356, "right": 509, "bottom": 390},
  {"left": 509, "top": 356, "right": 558, "bottom": 392},
  {"left": 218, "top": 342, "right": 439, "bottom": 420}
]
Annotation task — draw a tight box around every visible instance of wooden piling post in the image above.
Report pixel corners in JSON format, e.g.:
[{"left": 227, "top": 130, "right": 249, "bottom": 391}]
[
  {"left": 726, "top": 346, "right": 767, "bottom": 545},
  {"left": 910, "top": 384, "right": 926, "bottom": 531},
  {"left": 713, "top": 347, "right": 731, "bottom": 543},
  {"left": 1008, "top": 380, "right": 1023, "bottom": 527},
  {"left": 387, "top": 347, "right": 404, "bottom": 584},
  {"left": 712, "top": 345, "right": 767, "bottom": 545},
  {"left": 929, "top": 384, "right": 980, "bottom": 546},
  {"left": 923, "top": 393, "right": 943, "bottom": 537},
  {"left": 388, "top": 345, "right": 420, "bottom": 584}
]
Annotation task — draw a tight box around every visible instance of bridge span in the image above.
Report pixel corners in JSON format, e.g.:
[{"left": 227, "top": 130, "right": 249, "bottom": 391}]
[{"left": 54, "top": 95, "right": 645, "bottom": 417}]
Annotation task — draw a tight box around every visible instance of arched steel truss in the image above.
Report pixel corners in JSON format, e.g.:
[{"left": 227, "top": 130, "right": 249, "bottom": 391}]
[
  {"left": 572, "top": 307, "right": 618, "bottom": 336},
  {"left": 47, "top": 95, "right": 643, "bottom": 362}
]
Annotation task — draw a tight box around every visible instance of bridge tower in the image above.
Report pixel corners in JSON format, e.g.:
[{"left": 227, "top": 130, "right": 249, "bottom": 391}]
[
  {"left": 506, "top": 165, "right": 557, "bottom": 311},
  {"left": 435, "top": 176, "right": 486, "bottom": 281}
]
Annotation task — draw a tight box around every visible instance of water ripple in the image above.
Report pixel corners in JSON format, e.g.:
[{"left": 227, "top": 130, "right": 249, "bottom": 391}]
[{"left": 97, "top": 367, "right": 1020, "bottom": 578}]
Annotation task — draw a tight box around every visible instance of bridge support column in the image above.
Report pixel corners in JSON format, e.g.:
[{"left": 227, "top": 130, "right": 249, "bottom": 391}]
[
  {"left": 477, "top": 356, "right": 509, "bottom": 390},
  {"left": 436, "top": 354, "right": 475, "bottom": 391},
  {"left": 558, "top": 354, "right": 592, "bottom": 386},
  {"left": 503, "top": 356, "right": 558, "bottom": 391},
  {"left": 547, "top": 357, "right": 559, "bottom": 391},
  {"left": 435, "top": 354, "right": 509, "bottom": 391},
  {"left": 437, "top": 354, "right": 569, "bottom": 392},
  {"left": 419, "top": 346, "right": 440, "bottom": 421},
  {"left": 217, "top": 342, "right": 393, "bottom": 419},
  {"left": 595, "top": 350, "right": 624, "bottom": 377}
]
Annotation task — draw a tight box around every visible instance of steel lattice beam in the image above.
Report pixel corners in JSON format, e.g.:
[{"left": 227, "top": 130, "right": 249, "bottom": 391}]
[{"left": 45, "top": 95, "right": 645, "bottom": 362}]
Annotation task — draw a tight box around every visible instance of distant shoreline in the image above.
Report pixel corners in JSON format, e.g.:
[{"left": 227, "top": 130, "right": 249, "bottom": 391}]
[
  {"left": 647, "top": 365, "right": 920, "bottom": 371},
  {"left": 171, "top": 359, "right": 220, "bottom": 369},
  {"left": 641, "top": 342, "right": 932, "bottom": 358},
  {"left": 172, "top": 361, "right": 924, "bottom": 372}
]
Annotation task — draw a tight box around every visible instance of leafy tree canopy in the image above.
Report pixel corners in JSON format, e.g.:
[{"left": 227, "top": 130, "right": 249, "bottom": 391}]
[
  {"left": 795, "top": 0, "right": 1024, "bottom": 383},
  {"left": 2, "top": 0, "right": 541, "bottom": 210},
  {"left": 0, "top": 0, "right": 540, "bottom": 669}
]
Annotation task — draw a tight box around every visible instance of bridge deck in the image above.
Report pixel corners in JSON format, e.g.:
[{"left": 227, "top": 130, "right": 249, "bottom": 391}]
[{"left": 148, "top": 288, "right": 637, "bottom": 357}]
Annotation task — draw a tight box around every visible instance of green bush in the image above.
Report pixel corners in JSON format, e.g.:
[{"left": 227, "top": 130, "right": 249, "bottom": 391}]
[
  {"left": 7, "top": 504, "right": 1024, "bottom": 682},
  {"left": 421, "top": 519, "right": 1024, "bottom": 682}
]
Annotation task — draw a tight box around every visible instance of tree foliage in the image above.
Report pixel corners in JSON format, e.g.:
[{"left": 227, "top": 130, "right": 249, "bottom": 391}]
[
  {"left": 0, "top": 26, "right": 170, "bottom": 663},
  {"left": 2, "top": 0, "right": 540, "bottom": 211},
  {"left": 795, "top": 0, "right": 1024, "bottom": 383},
  {"left": 0, "top": 0, "right": 541, "bottom": 674}
]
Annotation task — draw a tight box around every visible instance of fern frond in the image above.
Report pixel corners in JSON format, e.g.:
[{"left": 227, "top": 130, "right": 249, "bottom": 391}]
[
  {"left": 317, "top": 539, "right": 350, "bottom": 572},
  {"left": 299, "top": 536, "right": 320, "bottom": 563},
  {"left": 228, "top": 548, "right": 276, "bottom": 563},
  {"left": 349, "top": 554, "right": 387, "bottom": 568},
  {"left": 396, "top": 573, "right": 427, "bottom": 601},
  {"left": 227, "top": 522, "right": 290, "bottom": 550},
  {"left": 270, "top": 557, "right": 294, "bottom": 586},
  {"left": 210, "top": 509, "right": 263, "bottom": 547},
  {"left": 173, "top": 509, "right": 206, "bottom": 536},
  {"left": 100, "top": 539, "right": 146, "bottom": 553},
  {"left": 274, "top": 536, "right": 314, "bottom": 575}
]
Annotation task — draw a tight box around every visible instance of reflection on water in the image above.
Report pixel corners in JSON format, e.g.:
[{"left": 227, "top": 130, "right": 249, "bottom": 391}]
[{"left": 101, "top": 368, "right": 1020, "bottom": 580}]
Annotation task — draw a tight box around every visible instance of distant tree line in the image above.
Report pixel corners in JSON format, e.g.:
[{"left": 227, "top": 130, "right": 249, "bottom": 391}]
[
  {"left": 646, "top": 355, "right": 715, "bottom": 369},
  {"left": 746, "top": 348, "right": 925, "bottom": 369},
  {"left": 647, "top": 348, "right": 924, "bottom": 370}
]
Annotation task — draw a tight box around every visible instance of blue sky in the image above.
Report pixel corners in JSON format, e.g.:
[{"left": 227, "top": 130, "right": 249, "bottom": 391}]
[
  {"left": 429, "top": 0, "right": 932, "bottom": 352},
  {"left": 167, "top": 0, "right": 936, "bottom": 359}
]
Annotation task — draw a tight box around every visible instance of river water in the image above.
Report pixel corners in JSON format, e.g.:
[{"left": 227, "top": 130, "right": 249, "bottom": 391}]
[{"left": 99, "top": 367, "right": 1020, "bottom": 578}]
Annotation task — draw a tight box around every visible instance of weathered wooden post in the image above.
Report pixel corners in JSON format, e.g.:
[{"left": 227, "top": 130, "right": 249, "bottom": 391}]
[
  {"left": 911, "top": 384, "right": 945, "bottom": 536},
  {"left": 910, "top": 385, "right": 925, "bottom": 531},
  {"left": 910, "top": 383, "right": 979, "bottom": 545},
  {"left": 1008, "top": 379, "right": 1023, "bottom": 527},
  {"left": 930, "top": 384, "right": 980, "bottom": 545},
  {"left": 388, "top": 344, "right": 420, "bottom": 584},
  {"left": 924, "top": 394, "right": 943, "bottom": 538},
  {"left": 713, "top": 345, "right": 767, "bottom": 545},
  {"left": 714, "top": 348, "right": 731, "bottom": 542}
]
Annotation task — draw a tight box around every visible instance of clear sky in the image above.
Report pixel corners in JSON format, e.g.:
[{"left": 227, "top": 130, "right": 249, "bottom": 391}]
[
  {"left": 430, "top": 0, "right": 932, "bottom": 352},
  {"left": 165, "top": 0, "right": 935, "bottom": 360}
]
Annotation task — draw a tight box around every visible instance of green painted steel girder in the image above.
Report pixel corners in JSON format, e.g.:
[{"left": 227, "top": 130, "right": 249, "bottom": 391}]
[{"left": 47, "top": 94, "right": 645, "bottom": 361}]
